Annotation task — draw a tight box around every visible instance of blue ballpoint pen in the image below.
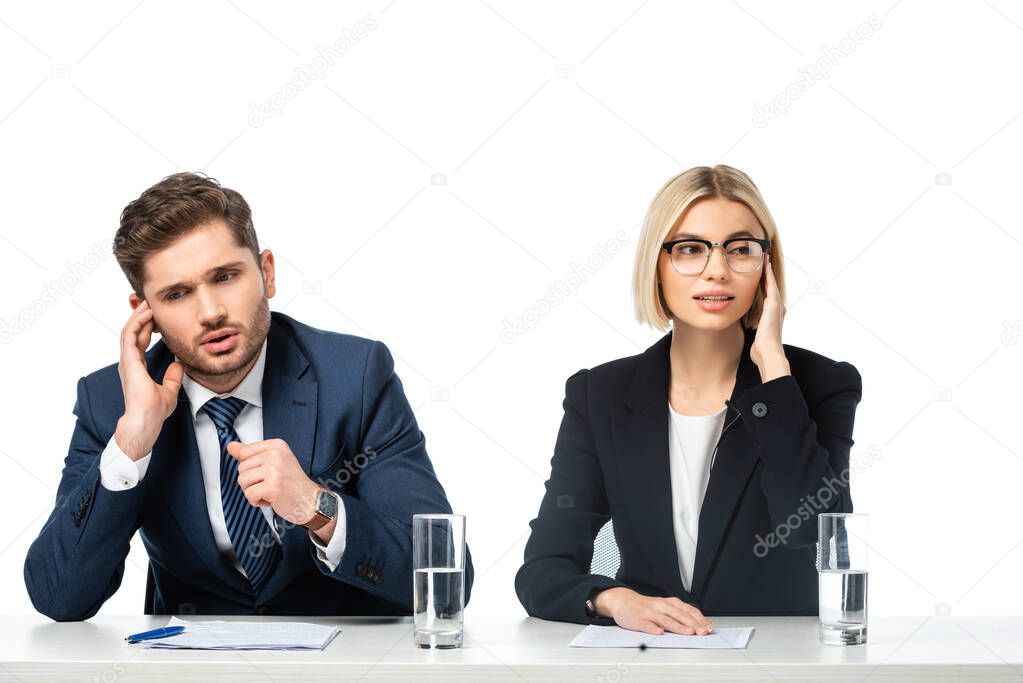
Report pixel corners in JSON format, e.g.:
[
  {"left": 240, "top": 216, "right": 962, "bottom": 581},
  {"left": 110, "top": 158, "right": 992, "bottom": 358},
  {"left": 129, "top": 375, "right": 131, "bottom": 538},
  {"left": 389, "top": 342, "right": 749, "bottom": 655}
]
[{"left": 125, "top": 626, "right": 186, "bottom": 644}]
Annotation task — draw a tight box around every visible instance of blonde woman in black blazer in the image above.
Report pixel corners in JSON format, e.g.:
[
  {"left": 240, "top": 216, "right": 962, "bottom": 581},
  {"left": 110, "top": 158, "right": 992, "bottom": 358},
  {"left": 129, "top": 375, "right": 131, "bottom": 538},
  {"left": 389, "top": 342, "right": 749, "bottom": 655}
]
[{"left": 516, "top": 165, "right": 862, "bottom": 635}]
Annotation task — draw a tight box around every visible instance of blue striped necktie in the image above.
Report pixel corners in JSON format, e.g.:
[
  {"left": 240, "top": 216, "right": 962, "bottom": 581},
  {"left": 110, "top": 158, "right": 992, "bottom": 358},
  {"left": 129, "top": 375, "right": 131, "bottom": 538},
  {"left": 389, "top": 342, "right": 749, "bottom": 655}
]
[{"left": 201, "top": 396, "right": 280, "bottom": 594}]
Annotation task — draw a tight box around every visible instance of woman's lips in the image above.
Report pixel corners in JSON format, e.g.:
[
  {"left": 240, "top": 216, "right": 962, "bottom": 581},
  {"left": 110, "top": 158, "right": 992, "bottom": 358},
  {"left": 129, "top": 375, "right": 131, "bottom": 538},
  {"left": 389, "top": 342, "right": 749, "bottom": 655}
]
[
  {"left": 693, "top": 297, "right": 734, "bottom": 312},
  {"left": 202, "top": 333, "right": 238, "bottom": 353}
]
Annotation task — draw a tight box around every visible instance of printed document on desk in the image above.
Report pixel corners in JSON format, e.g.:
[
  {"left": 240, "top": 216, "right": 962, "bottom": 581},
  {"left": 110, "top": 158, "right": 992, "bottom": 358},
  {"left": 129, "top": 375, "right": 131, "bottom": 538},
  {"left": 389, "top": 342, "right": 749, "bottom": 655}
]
[
  {"left": 569, "top": 624, "right": 754, "bottom": 649},
  {"left": 141, "top": 616, "right": 340, "bottom": 650}
]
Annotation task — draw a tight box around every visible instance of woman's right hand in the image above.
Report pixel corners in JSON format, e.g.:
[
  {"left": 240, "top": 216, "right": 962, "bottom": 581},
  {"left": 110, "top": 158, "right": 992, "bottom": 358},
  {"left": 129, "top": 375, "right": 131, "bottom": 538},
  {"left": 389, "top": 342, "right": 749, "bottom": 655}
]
[
  {"left": 593, "top": 587, "right": 714, "bottom": 635},
  {"left": 114, "top": 299, "right": 183, "bottom": 461}
]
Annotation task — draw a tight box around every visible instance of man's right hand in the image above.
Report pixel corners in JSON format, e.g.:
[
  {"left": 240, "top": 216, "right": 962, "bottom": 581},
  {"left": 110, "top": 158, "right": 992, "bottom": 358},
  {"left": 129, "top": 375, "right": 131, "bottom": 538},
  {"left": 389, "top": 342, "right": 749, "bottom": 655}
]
[
  {"left": 114, "top": 299, "right": 183, "bottom": 462},
  {"left": 592, "top": 587, "right": 714, "bottom": 636}
]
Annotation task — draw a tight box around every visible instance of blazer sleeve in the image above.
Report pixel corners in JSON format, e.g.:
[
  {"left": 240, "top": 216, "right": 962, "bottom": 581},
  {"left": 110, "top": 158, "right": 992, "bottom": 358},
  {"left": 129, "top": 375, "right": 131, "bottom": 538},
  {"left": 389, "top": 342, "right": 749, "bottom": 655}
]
[
  {"left": 733, "top": 360, "right": 863, "bottom": 550},
  {"left": 24, "top": 376, "right": 146, "bottom": 621},
  {"left": 515, "top": 369, "right": 629, "bottom": 625},
  {"left": 312, "top": 340, "right": 474, "bottom": 610}
]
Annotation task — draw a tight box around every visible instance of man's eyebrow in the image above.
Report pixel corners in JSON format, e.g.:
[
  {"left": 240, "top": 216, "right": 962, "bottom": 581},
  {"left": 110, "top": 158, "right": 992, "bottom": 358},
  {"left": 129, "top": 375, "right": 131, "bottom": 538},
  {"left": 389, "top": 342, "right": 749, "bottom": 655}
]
[
  {"left": 672, "top": 229, "right": 758, "bottom": 240},
  {"left": 153, "top": 261, "right": 246, "bottom": 298}
]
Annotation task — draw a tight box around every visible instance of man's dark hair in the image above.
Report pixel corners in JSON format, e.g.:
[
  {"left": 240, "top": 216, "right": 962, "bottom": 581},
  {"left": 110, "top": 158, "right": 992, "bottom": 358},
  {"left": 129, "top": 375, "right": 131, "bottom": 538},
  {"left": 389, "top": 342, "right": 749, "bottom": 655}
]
[{"left": 114, "top": 172, "right": 260, "bottom": 298}]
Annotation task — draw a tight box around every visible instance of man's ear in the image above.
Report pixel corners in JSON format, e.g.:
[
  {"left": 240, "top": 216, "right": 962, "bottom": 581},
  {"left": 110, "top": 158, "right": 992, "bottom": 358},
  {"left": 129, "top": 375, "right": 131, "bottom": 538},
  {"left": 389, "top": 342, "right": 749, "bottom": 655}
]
[
  {"left": 128, "top": 293, "right": 161, "bottom": 334},
  {"left": 259, "top": 249, "right": 276, "bottom": 299}
]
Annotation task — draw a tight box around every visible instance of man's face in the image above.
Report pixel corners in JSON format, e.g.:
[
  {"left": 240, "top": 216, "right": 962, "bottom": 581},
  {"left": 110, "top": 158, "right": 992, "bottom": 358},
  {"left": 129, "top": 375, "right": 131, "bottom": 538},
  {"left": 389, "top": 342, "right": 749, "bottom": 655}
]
[{"left": 130, "top": 219, "right": 275, "bottom": 387}]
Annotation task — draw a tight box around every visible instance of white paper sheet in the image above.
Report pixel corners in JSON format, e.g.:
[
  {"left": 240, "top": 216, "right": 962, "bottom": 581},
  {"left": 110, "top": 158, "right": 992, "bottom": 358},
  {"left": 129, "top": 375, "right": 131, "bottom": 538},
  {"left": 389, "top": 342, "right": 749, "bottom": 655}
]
[
  {"left": 141, "top": 616, "right": 341, "bottom": 651},
  {"left": 569, "top": 624, "right": 754, "bottom": 649}
]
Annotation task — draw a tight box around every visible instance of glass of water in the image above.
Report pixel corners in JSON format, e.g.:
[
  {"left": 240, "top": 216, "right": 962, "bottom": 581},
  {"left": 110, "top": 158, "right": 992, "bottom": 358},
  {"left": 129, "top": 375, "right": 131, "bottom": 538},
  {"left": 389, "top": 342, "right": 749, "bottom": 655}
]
[
  {"left": 412, "top": 513, "right": 466, "bottom": 649},
  {"left": 817, "top": 512, "right": 869, "bottom": 645}
]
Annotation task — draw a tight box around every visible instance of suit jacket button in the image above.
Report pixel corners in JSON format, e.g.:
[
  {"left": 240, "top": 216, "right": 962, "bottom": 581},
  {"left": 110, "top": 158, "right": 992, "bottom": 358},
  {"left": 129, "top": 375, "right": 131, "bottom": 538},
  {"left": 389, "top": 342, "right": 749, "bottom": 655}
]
[
  {"left": 752, "top": 401, "right": 768, "bottom": 417},
  {"left": 356, "top": 564, "right": 367, "bottom": 577}
]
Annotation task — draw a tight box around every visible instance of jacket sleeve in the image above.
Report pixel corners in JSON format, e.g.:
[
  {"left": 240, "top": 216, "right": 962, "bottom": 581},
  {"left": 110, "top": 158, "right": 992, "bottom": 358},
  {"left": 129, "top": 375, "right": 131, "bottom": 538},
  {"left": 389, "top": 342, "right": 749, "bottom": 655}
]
[
  {"left": 311, "top": 341, "right": 474, "bottom": 610},
  {"left": 515, "top": 369, "right": 629, "bottom": 625},
  {"left": 24, "top": 377, "right": 146, "bottom": 621},
  {"left": 733, "top": 360, "right": 863, "bottom": 550}
]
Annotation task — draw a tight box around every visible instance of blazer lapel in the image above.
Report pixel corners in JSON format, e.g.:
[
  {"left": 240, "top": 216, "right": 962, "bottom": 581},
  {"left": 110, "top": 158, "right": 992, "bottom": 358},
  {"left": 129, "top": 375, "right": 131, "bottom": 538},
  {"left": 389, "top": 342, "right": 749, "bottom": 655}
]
[
  {"left": 145, "top": 344, "right": 252, "bottom": 596},
  {"left": 689, "top": 327, "right": 762, "bottom": 600},
  {"left": 611, "top": 333, "right": 689, "bottom": 598},
  {"left": 255, "top": 317, "right": 320, "bottom": 602}
]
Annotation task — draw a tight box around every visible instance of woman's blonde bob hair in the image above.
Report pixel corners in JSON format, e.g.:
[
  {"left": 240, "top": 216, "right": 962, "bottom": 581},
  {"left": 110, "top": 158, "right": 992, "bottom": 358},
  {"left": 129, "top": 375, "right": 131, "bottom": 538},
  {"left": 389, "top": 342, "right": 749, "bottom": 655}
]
[{"left": 632, "top": 165, "right": 786, "bottom": 331}]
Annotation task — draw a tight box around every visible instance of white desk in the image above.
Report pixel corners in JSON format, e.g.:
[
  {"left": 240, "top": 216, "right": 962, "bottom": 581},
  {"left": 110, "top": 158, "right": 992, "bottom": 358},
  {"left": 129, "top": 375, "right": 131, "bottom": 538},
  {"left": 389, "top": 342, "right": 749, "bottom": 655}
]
[{"left": 2, "top": 614, "right": 1022, "bottom": 682}]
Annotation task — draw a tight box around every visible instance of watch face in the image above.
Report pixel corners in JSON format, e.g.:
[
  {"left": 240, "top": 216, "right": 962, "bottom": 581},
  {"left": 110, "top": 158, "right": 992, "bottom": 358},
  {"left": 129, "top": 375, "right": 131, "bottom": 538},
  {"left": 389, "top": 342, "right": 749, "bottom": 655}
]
[{"left": 316, "top": 489, "right": 338, "bottom": 518}]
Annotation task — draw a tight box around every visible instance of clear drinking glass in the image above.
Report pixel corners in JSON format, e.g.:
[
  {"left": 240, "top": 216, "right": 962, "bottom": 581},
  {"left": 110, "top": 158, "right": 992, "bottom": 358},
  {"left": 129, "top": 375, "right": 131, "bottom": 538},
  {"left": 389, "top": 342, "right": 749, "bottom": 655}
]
[
  {"left": 817, "top": 512, "right": 869, "bottom": 645},
  {"left": 412, "top": 514, "right": 466, "bottom": 649}
]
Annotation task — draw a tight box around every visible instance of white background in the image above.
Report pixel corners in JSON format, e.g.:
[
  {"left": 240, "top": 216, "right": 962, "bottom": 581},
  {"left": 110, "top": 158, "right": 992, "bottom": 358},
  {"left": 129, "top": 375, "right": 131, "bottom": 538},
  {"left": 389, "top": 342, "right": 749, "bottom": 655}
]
[{"left": 1, "top": 1, "right": 1021, "bottom": 621}]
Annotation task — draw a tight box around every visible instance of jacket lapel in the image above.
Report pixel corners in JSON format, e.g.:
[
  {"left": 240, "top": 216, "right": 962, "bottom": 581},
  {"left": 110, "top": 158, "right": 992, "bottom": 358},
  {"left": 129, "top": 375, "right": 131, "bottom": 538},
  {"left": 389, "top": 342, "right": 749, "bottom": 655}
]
[
  {"left": 689, "top": 327, "right": 762, "bottom": 599},
  {"left": 146, "top": 346, "right": 252, "bottom": 596},
  {"left": 611, "top": 333, "right": 688, "bottom": 598},
  {"left": 611, "top": 327, "right": 762, "bottom": 602},
  {"left": 254, "top": 317, "right": 319, "bottom": 602}
]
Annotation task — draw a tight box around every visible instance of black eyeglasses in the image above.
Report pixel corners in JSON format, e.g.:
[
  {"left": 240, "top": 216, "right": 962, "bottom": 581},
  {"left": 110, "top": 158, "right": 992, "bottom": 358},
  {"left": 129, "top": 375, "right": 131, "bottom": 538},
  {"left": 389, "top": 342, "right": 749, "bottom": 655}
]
[{"left": 661, "top": 238, "right": 772, "bottom": 275}]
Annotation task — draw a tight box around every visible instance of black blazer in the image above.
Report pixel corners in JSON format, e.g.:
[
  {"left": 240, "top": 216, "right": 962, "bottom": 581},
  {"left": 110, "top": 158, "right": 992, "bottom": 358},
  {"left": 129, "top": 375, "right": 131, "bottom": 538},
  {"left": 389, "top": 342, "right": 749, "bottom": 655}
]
[{"left": 515, "top": 327, "right": 862, "bottom": 623}]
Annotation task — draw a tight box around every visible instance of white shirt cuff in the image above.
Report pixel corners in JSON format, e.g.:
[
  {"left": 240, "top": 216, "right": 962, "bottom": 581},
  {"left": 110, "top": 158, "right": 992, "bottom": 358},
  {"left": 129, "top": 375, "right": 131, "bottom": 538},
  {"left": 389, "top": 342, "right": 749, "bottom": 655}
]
[
  {"left": 99, "top": 435, "right": 151, "bottom": 491},
  {"left": 308, "top": 494, "right": 347, "bottom": 571}
]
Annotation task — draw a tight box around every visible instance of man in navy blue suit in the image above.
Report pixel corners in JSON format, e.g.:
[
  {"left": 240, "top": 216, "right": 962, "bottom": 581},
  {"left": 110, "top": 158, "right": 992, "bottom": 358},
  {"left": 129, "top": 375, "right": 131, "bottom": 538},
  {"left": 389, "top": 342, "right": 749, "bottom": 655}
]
[{"left": 25, "top": 172, "right": 472, "bottom": 620}]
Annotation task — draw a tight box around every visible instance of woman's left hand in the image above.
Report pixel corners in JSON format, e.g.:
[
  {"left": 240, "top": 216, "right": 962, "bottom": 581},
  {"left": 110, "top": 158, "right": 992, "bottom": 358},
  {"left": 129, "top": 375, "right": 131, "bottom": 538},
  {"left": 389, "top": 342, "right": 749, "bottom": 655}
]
[{"left": 749, "top": 253, "right": 791, "bottom": 382}]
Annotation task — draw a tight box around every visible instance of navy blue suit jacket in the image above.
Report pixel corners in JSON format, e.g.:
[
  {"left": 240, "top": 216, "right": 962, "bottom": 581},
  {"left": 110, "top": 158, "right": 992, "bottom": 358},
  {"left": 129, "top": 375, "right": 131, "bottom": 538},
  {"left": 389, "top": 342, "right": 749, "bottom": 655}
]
[
  {"left": 25, "top": 312, "right": 473, "bottom": 621},
  {"left": 516, "top": 328, "right": 861, "bottom": 622}
]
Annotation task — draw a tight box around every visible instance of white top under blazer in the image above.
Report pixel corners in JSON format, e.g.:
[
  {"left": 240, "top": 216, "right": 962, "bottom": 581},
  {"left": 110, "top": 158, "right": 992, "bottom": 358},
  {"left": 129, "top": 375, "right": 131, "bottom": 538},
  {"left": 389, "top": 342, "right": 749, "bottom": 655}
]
[{"left": 667, "top": 403, "right": 728, "bottom": 593}]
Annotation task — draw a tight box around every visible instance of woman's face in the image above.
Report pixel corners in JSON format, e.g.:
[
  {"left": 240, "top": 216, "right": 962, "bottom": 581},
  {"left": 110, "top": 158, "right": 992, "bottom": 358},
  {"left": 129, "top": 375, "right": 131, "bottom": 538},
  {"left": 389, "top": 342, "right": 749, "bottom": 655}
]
[{"left": 657, "top": 197, "right": 768, "bottom": 332}]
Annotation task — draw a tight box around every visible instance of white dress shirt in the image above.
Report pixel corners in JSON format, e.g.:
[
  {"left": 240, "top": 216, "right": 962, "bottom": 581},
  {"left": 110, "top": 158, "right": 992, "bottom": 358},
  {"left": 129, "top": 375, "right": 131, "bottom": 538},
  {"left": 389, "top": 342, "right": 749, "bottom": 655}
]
[
  {"left": 98, "top": 338, "right": 347, "bottom": 573},
  {"left": 667, "top": 403, "right": 727, "bottom": 593}
]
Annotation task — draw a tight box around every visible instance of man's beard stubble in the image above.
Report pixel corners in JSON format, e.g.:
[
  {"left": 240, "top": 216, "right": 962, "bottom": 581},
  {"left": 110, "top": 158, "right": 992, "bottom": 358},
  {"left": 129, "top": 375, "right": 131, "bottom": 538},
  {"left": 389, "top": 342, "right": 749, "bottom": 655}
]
[{"left": 161, "top": 296, "right": 271, "bottom": 384}]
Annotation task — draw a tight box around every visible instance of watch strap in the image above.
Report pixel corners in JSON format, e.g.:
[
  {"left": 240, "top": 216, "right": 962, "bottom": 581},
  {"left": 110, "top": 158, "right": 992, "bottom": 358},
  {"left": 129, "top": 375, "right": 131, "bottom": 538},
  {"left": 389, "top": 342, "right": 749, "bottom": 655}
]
[{"left": 305, "top": 488, "right": 336, "bottom": 531}]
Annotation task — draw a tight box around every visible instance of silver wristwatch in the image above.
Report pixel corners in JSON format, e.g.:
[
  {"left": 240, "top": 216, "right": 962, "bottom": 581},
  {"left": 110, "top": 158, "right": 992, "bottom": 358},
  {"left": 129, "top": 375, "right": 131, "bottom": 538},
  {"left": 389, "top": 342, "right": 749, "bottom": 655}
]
[{"left": 305, "top": 488, "right": 340, "bottom": 531}]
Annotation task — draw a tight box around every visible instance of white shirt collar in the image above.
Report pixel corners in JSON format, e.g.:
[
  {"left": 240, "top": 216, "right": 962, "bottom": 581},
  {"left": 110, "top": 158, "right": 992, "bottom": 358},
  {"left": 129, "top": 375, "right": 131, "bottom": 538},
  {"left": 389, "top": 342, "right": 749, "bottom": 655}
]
[{"left": 178, "top": 337, "right": 267, "bottom": 419}]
